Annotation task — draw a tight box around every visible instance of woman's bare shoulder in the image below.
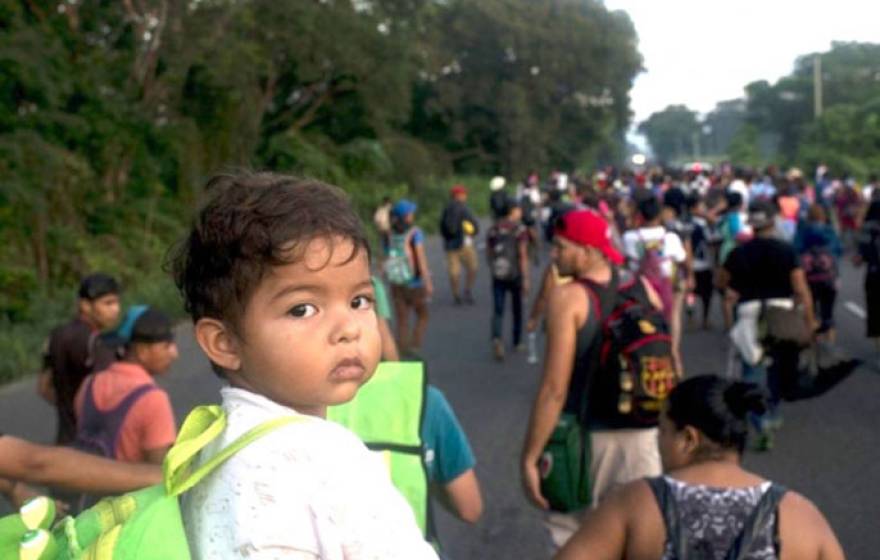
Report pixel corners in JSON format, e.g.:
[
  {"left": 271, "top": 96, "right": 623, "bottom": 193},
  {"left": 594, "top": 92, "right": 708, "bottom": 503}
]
[{"left": 779, "top": 490, "right": 845, "bottom": 560}]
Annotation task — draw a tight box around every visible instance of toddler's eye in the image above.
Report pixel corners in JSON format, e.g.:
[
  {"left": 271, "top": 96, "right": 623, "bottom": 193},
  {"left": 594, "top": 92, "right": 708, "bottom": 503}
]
[
  {"left": 351, "top": 295, "right": 374, "bottom": 310},
  {"left": 289, "top": 304, "right": 317, "bottom": 318}
]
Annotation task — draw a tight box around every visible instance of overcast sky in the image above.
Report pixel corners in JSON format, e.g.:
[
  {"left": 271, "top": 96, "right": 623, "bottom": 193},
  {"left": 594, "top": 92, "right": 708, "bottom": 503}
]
[{"left": 603, "top": 0, "right": 880, "bottom": 125}]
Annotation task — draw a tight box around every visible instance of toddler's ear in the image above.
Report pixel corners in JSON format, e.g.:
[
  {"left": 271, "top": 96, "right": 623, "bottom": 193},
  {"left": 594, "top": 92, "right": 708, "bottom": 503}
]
[{"left": 194, "top": 318, "right": 241, "bottom": 371}]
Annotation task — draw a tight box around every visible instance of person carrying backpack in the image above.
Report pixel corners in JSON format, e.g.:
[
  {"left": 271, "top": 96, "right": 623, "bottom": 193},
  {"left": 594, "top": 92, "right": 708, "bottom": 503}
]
[
  {"left": 794, "top": 204, "right": 843, "bottom": 341},
  {"left": 521, "top": 209, "right": 674, "bottom": 550},
  {"left": 73, "top": 307, "right": 179, "bottom": 466},
  {"left": 717, "top": 200, "right": 819, "bottom": 451},
  {"left": 385, "top": 199, "right": 434, "bottom": 357},
  {"left": 489, "top": 176, "right": 509, "bottom": 221},
  {"left": 439, "top": 185, "right": 480, "bottom": 305},
  {"left": 622, "top": 196, "right": 687, "bottom": 376},
  {"left": 486, "top": 198, "right": 530, "bottom": 361},
  {"left": 556, "top": 375, "right": 845, "bottom": 560}
]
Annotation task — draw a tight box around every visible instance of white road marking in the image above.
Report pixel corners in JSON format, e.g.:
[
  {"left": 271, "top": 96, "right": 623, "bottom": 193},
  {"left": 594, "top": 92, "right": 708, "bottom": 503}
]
[{"left": 845, "top": 301, "right": 867, "bottom": 320}]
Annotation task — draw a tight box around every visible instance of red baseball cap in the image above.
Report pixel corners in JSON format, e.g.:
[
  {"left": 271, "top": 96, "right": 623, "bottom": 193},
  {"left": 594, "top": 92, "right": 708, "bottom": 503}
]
[
  {"left": 555, "top": 209, "right": 623, "bottom": 264},
  {"left": 450, "top": 184, "right": 467, "bottom": 197}
]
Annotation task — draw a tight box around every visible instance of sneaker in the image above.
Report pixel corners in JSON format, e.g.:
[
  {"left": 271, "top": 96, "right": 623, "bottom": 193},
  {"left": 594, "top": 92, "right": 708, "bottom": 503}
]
[
  {"left": 753, "top": 432, "right": 774, "bottom": 452},
  {"left": 453, "top": 295, "right": 463, "bottom": 306},
  {"left": 492, "top": 339, "right": 505, "bottom": 361},
  {"left": 464, "top": 291, "right": 475, "bottom": 305}
]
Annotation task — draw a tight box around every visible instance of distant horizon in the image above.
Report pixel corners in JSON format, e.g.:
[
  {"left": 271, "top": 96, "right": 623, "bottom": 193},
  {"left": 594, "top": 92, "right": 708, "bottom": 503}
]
[{"left": 604, "top": 0, "right": 880, "bottom": 130}]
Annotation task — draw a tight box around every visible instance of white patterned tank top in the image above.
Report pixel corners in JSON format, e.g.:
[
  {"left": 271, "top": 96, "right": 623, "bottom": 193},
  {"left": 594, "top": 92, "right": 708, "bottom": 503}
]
[{"left": 648, "top": 476, "right": 786, "bottom": 560}]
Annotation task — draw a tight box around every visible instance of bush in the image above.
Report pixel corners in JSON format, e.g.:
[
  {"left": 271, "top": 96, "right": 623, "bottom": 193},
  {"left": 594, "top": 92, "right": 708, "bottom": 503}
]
[{"left": 0, "top": 172, "right": 492, "bottom": 385}]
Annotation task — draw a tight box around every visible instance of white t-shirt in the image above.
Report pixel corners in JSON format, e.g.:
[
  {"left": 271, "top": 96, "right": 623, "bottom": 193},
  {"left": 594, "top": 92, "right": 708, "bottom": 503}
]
[
  {"left": 182, "top": 388, "right": 437, "bottom": 560},
  {"left": 729, "top": 179, "right": 750, "bottom": 207},
  {"left": 622, "top": 226, "right": 687, "bottom": 279}
]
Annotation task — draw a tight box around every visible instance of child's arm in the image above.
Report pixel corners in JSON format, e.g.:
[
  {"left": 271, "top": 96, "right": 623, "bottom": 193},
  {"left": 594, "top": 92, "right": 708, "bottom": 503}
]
[
  {"left": 424, "top": 387, "right": 483, "bottom": 524},
  {"left": 433, "top": 469, "right": 482, "bottom": 524}
]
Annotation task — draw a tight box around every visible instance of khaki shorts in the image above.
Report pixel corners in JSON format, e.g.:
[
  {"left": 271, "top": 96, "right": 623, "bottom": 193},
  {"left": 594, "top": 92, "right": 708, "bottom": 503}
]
[
  {"left": 542, "top": 427, "right": 661, "bottom": 550},
  {"left": 589, "top": 427, "right": 661, "bottom": 505},
  {"left": 445, "top": 245, "right": 478, "bottom": 278}
]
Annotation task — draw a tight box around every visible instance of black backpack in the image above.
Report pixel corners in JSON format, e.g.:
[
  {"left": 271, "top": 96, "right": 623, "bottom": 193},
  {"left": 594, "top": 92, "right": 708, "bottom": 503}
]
[
  {"left": 583, "top": 278, "right": 676, "bottom": 427},
  {"left": 800, "top": 245, "right": 837, "bottom": 286},
  {"left": 440, "top": 203, "right": 463, "bottom": 241},
  {"left": 488, "top": 222, "right": 522, "bottom": 281}
]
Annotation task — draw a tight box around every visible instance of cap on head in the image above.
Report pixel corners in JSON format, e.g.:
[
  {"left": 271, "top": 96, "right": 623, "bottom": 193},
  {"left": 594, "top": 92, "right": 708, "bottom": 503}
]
[
  {"left": 392, "top": 199, "right": 417, "bottom": 218},
  {"left": 489, "top": 176, "right": 506, "bottom": 191},
  {"left": 450, "top": 184, "right": 467, "bottom": 197},
  {"left": 748, "top": 199, "right": 777, "bottom": 229},
  {"left": 555, "top": 209, "right": 623, "bottom": 265},
  {"left": 78, "top": 273, "right": 120, "bottom": 301},
  {"left": 128, "top": 307, "right": 174, "bottom": 344},
  {"left": 117, "top": 305, "right": 150, "bottom": 343}
]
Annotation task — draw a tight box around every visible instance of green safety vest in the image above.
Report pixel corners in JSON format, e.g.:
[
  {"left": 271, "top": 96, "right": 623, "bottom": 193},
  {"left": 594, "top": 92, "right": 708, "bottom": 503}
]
[{"left": 327, "top": 361, "right": 433, "bottom": 541}]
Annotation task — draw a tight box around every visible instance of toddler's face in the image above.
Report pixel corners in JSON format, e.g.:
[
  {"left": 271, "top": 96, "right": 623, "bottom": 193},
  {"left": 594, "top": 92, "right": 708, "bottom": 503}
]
[{"left": 232, "top": 237, "right": 381, "bottom": 417}]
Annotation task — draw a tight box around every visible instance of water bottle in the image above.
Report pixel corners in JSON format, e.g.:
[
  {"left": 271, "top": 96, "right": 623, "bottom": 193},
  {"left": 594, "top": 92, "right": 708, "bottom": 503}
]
[{"left": 527, "top": 331, "right": 539, "bottom": 364}]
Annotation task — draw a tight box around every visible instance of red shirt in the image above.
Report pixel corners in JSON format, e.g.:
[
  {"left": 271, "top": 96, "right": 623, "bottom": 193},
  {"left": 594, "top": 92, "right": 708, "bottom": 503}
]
[{"left": 74, "top": 362, "right": 176, "bottom": 463}]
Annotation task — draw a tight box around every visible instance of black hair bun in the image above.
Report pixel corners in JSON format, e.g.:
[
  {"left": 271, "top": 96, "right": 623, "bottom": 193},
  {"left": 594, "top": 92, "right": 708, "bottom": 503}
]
[{"left": 723, "top": 382, "right": 768, "bottom": 418}]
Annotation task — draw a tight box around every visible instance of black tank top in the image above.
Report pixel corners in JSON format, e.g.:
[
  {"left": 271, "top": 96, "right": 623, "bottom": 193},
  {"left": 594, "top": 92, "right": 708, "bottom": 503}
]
[
  {"left": 564, "top": 272, "right": 618, "bottom": 425},
  {"left": 566, "top": 272, "right": 655, "bottom": 428}
]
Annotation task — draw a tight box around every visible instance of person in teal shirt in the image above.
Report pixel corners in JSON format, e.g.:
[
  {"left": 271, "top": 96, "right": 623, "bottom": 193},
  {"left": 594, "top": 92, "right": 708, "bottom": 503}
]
[{"left": 372, "top": 277, "right": 483, "bottom": 523}]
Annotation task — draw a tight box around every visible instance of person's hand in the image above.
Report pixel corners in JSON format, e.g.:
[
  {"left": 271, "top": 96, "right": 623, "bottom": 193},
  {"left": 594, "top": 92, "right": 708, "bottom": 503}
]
[
  {"left": 521, "top": 458, "right": 549, "bottom": 510},
  {"left": 522, "top": 281, "right": 530, "bottom": 296},
  {"left": 54, "top": 499, "right": 70, "bottom": 516},
  {"left": 526, "top": 317, "right": 539, "bottom": 333},
  {"left": 424, "top": 281, "right": 434, "bottom": 298},
  {"left": 686, "top": 274, "right": 696, "bottom": 291},
  {"left": 9, "top": 481, "right": 41, "bottom": 509}
]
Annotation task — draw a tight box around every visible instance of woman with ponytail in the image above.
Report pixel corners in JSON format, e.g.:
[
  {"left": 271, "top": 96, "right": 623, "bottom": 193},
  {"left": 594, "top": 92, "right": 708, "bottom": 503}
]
[{"left": 556, "top": 375, "right": 844, "bottom": 560}]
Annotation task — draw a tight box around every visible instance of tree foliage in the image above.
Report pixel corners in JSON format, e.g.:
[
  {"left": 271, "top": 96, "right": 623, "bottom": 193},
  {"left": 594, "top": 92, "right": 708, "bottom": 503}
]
[
  {"left": 637, "top": 104, "right": 699, "bottom": 163},
  {"left": 0, "top": 0, "right": 642, "bottom": 381},
  {"left": 743, "top": 41, "right": 880, "bottom": 170}
]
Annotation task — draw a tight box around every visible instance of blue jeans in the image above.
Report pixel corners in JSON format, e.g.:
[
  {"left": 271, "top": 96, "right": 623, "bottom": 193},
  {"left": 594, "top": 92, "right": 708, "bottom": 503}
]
[
  {"left": 741, "top": 360, "right": 779, "bottom": 433},
  {"left": 742, "top": 343, "right": 799, "bottom": 432},
  {"left": 492, "top": 278, "right": 523, "bottom": 346}
]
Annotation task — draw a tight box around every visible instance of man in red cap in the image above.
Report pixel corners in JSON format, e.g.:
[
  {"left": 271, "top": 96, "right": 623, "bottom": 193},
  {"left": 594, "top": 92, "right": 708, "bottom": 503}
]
[
  {"left": 520, "top": 209, "right": 667, "bottom": 549},
  {"left": 439, "top": 184, "right": 480, "bottom": 304}
]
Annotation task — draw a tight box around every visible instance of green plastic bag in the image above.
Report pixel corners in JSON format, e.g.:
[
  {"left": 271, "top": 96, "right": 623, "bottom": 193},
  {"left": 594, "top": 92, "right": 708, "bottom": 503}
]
[
  {"left": 0, "top": 405, "right": 302, "bottom": 559},
  {"left": 538, "top": 413, "right": 591, "bottom": 513}
]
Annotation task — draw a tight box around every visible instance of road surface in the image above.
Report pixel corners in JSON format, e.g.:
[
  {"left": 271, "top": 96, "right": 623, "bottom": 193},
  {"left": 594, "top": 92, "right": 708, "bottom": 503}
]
[{"left": 2, "top": 228, "right": 878, "bottom": 558}]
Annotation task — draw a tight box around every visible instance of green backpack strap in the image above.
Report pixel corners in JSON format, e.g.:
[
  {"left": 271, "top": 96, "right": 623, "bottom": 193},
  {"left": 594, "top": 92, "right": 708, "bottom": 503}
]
[{"left": 164, "top": 404, "right": 304, "bottom": 497}]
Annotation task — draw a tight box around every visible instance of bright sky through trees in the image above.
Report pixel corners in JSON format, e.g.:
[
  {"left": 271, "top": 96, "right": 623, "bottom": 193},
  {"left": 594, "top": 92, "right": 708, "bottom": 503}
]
[{"left": 604, "top": 0, "right": 880, "bottom": 123}]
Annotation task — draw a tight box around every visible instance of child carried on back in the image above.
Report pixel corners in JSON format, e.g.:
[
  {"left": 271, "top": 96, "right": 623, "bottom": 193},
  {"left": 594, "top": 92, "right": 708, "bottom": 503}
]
[{"left": 171, "top": 172, "right": 437, "bottom": 559}]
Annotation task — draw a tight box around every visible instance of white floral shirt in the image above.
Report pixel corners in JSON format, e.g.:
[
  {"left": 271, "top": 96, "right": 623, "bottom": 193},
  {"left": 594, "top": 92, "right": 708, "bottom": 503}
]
[{"left": 182, "top": 388, "right": 437, "bottom": 560}]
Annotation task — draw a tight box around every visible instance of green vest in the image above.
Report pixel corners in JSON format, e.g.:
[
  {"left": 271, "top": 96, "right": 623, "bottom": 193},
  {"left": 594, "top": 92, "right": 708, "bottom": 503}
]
[{"left": 327, "top": 361, "right": 432, "bottom": 540}]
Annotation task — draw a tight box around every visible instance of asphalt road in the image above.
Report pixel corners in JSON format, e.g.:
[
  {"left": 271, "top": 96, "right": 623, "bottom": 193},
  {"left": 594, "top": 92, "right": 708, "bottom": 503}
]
[{"left": 2, "top": 229, "right": 878, "bottom": 559}]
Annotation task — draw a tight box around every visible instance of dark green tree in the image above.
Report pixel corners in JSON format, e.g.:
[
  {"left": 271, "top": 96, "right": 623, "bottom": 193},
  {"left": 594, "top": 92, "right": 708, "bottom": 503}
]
[{"left": 638, "top": 105, "right": 700, "bottom": 163}]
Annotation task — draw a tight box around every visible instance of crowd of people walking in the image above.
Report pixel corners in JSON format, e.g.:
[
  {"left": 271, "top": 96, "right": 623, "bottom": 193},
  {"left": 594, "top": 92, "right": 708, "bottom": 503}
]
[{"left": 2, "top": 162, "right": 876, "bottom": 559}]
